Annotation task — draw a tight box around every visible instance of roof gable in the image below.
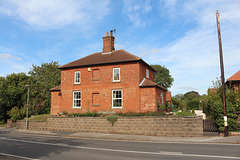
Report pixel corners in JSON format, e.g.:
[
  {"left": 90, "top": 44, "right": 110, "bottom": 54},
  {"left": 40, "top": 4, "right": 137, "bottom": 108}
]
[
  {"left": 227, "top": 70, "right": 240, "bottom": 81},
  {"left": 139, "top": 78, "right": 167, "bottom": 91},
  {"left": 59, "top": 49, "right": 142, "bottom": 69}
]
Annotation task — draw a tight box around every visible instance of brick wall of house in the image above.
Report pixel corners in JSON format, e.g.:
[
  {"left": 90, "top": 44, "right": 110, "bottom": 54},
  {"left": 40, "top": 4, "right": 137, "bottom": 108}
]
[
  {"left": 17, "top": 116, "right": 203, "bottom": 137},
  {"left": 50, "top": 91, "right": 62, "bottom": 115},
  {"left": 58, "top": 62, "right": 142, "bottom": 114},
  {"left": 139, "top": 62, "right": 154, "bottom": 83},
  {"left": 140, "top": 87, "right": 157, "bottom": 112}
]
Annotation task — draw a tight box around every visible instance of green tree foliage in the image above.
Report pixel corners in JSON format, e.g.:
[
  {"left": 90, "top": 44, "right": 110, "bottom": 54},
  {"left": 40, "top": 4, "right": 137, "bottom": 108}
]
[
  {"left": 28, "top": 61, "right": 61, "bottom": 115},
  {"left": 150, "top": 65, "right": 174, "bottom": 88},
  {"left": 0, "top": 61, "right": 61, "bottom": 123},
  {"left": 207, "top": 79, "right": 240, "bottom": 132},
  {"left": 172, "top": 91, "right": 201, "bottom": 110},
  {"left": 0, "top": 73, "right": 29, "bottom": 123}
]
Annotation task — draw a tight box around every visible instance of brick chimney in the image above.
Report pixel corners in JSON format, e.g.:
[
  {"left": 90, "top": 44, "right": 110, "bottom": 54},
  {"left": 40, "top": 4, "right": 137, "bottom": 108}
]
[{"left": 102, "top": 31, "right": 115, "bottom": 53}]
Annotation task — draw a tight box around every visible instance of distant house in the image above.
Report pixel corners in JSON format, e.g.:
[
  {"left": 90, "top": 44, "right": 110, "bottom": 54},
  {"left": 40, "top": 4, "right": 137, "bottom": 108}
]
[
  {"left": 50, "top": 31, "right": 168, "bottom": 115},
  {"left": 226, "top": 70, "right": 240, "bottom": 93}
]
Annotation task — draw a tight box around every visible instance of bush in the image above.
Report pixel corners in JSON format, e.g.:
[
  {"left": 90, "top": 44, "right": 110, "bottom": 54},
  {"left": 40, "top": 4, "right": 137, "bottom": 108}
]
[
  {"left": 7, "top": 106, "right": 27, "bottom": 122},
  {"left": 68, "top": 112, "right": 99, "bottom": 117},
  {"left": 106, "top": 115, "right": 118, "bottom": 126},
  {"left": 176, "top": 110, "right": 195, "bottom": 116},
  {"left": 117, "top": 112, "right": 167, "bottom": 117}
]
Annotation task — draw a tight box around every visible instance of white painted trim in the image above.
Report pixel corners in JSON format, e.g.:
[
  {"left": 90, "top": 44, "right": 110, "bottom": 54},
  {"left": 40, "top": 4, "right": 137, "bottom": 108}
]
[
  {"left": 73, "top": 91, "right": 81, "bottom": 108},
  {"left": 113, "top": 68, "right": 120, "bottom": 82},
  {"left": 146, "top": 69, "right": 149, "bottom": 79},
  {"left": 112, "top": 89, "right": 123, "bottom": 108},
  {"left": 139, "top": 78, "right": 145, "bottom": 86},
  {"left": 74, "top": 71, "right": 81, "bottom": 84}
]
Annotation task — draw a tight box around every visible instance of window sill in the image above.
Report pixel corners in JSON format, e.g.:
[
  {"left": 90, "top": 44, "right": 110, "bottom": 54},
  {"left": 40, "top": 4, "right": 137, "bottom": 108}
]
[
  {"left": 73, "top": 107, "right": 81, "bottom": 109},
  {"left": 112, "top": 107, "right": 123, "bottom": 109},
  {"left": 112, "top": 81, "right": 121, "bottom": 83},
  {"left": 92, "top": 104, "right": 100, "bottom": 107},
  {"left": 73, "top": 83, "right": 81, "bottom": 85}
]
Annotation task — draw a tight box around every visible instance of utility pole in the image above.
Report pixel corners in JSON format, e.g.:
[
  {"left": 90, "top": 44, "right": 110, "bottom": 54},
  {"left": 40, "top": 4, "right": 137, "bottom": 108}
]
[
  {"left": 216, "top": 10, "right": 228, "bottom": 137},
  {"left": 25, "top": 85, "right": 30, "bottom": 129}
]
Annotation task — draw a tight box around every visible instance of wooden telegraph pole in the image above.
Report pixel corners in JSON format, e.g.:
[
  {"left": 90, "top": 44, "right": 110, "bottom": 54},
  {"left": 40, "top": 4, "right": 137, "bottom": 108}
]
[{"left": 216, "top": 10, "right": 228, "bottom": 137}]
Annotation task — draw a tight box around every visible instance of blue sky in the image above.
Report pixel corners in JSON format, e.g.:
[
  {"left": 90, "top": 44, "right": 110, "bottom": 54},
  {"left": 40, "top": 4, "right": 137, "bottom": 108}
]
[{"left": 0, "top": 0, "right": 239, "bottom": 96}]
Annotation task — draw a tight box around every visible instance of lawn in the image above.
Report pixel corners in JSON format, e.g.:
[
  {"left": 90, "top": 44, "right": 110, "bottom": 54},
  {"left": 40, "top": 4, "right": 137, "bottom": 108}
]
[{"left": 27, "top": 114, "right": 54, "bottom": 121}]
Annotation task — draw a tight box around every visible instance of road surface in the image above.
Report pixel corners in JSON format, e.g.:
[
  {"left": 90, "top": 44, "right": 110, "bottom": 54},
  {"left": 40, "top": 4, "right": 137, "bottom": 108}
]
[{"left": 0, "top": 132, "right": 239, "bottom": 160}]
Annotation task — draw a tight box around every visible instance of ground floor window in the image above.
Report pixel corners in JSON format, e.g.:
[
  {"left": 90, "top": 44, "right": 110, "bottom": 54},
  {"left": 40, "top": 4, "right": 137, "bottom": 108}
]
[
  {"left": 73, "top": 91, "right": 81, "bottom": 108},
  {"left": 112, "top": 89, "right": 122, "bottom": 108}
]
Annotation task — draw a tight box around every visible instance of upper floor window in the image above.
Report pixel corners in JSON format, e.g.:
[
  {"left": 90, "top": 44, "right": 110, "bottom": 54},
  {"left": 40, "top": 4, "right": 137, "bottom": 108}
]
[
  {"left": 113, "top": 68, "right": 120, "bottom": 82},
  {"left": 73, "top": 91, "right": 81, "bottom": 108},
  {"left": 146, "top": 69, "right": 149, "bottom": 79},
  {"left": 74, "top": 71, "right": 80, "bottom": 84}
]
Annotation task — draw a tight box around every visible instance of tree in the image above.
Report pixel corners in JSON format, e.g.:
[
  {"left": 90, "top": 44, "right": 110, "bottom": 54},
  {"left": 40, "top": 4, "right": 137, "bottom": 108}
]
[
  {"left": 207, "top": 79, "right": 240, "bottom": 132},
  {"left": 0, "top": 73, "right": 29, "bottom": 123},
  {"left": 28, "top": 61, "right": 61, "bottom": 114},
  {"left": 150, "top": 65, "right": 174, "bottom": 88}
]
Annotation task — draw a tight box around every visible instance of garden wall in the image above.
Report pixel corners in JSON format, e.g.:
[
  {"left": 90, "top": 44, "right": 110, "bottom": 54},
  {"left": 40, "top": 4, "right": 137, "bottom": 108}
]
[{"left": 17, "top": 116, "right": 203, "bottom": 137}]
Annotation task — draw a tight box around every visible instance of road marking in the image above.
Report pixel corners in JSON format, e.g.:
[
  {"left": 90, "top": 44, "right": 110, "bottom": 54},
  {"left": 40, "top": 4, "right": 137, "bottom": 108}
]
[
  {"left": 0, "top": 152, "right": 40, "bottom": 160},
  {"left": 1, "top": 137, "right": 240, "bottom": 159}
]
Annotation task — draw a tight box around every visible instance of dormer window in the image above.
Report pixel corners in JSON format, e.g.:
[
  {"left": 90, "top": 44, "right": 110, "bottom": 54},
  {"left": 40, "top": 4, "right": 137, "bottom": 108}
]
[
  {"left": 113, "top": 68, "right": 120, "bottom": 82},
  {"left": 146, "top": 69, "right": 149, "bottom": 79},
  {"left": 74, "top": 71, "right": 80, "bottom": 84}
]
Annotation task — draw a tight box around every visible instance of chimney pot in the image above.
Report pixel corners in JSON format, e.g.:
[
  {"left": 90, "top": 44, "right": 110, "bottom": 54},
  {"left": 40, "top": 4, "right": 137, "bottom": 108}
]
[
  {"left": 110, "top": 30, "right": 113, "bottom": 36},
  {"left": 106, "top": 32, "right": 109, "bottom": 36}
]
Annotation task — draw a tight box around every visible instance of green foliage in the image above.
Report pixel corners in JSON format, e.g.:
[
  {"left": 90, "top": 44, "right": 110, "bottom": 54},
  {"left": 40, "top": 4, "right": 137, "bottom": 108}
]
[
  {"left": 106, "top": 115, "right": 118, "bottom": 126},
  {"left": 28, "top": 61, "right": 61, "bottom": 115},
  {"left": 0, "top": 73, "right": 29, "bottom": 122},
  {"left": 68, "top": 112, "right": 99, "bottom": 117},
  {"left": 176, "top": 110, "right": 195, "bottom": 116},
  {"left": 207, "top": 78, "right": 240, "bottom": 132},
  {"left": 150, "top": 65, "right": 174, "bottom": 88},
  {"left": 7, "top": 106, "right": 27, "bottom": 122},
  {"left": 117, "top": 112, "right": 167, "bottom": 116},
  {"left": 0, "top": 62, "right": 61, "bottom": 123},
  {"left": 62, "top": 111, "right": 68, "bottom": 115},
  {"left": 28, "top": 114, "right": 53, "bottom": 121}
]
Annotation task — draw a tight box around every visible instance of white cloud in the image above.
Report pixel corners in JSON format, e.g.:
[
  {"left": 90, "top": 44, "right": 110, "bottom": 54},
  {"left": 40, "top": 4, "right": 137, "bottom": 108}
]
[
  {"left": 0, "top": 0, "right": 110, "bottom": 29},
  {"left": 122, "top": 0, "right": 152, "bottom": 26},
  {"left": 0, "top": 53, "right": 22, "bottom": 60},
  {"left": 141, "top": 0, "right": 240, "bottom": 95}
]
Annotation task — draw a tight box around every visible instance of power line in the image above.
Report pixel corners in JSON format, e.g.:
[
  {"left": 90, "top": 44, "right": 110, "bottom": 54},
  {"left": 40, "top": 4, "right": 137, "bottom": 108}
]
[{"left": 220, "top": 14, "right": 240, "bottom": 32}]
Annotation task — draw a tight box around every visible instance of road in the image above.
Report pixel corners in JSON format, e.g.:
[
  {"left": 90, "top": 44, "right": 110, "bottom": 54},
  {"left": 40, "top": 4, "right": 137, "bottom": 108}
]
[{"left": 0, "top": 132, "right": 240, "bottom": 160}]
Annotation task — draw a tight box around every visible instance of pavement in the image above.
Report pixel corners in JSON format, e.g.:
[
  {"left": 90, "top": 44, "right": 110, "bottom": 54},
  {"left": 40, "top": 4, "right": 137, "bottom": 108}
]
[{"left": 1, "top": 127, "right": 240, "bottom": 144}]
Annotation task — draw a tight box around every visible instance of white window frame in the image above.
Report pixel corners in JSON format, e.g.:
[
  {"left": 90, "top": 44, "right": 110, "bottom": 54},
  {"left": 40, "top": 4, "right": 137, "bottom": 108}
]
[
  {"left": 146, "top": 69, "right": 149, "bottom": 79},
  {"left": 112, "top": 89, "right": 123, "bottom": 108},
  {"left": 113, "top": 68, "right": 120, "bottom": 82},
  {"left": 160, "top": 92, "right": 164, "bottom": 105},
  {"left": 74, "top": 71, "right": 81, "bottom": 84},
  {"left": 73, "top": 91, "right": 81, "bottom": 108}
]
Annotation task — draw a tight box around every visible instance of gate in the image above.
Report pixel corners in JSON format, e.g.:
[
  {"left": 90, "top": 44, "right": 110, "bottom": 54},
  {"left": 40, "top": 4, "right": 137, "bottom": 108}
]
[{"left": 203, "top": 119, "right": 218, "bottom": 132}]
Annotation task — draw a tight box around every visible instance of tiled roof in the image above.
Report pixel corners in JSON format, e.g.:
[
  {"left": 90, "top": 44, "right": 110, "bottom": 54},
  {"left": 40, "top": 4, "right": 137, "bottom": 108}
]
[
  {"left": 227, "top": 70, "right": 240, "bottom": 81},
  {"left": 59, "top": 49, "right": 144, "bottom": 69},
  {"left": 139, "top": 78, "right": 167, "bottom": 91},
  {"left": 49, "top": 86, "right": 61, "bottom": 91}
]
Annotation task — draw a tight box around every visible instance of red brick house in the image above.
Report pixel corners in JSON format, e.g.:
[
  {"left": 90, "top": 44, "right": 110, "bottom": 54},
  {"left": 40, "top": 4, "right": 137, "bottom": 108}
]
[
  {"left": 50, "top": 31, "right": 167, "bottom": 115},
  {"left": 226, "top": 70, "right": 240, "bottom": 93}
]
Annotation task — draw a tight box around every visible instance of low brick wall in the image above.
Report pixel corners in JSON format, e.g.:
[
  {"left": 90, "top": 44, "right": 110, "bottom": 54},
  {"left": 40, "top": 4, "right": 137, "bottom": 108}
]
[{"left": 17, "top": 116, "right": 203, "bottom": 137}]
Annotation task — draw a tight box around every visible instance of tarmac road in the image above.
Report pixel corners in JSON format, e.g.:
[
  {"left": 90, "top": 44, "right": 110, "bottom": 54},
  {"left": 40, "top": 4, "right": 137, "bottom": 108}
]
[{"left": 0, "top": 131, "right": 240, "bottom": 160}]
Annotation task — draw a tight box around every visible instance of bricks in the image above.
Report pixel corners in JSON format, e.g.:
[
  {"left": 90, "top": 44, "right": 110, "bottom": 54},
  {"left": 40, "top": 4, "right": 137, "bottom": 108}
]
[{"left": 16, "top": 116, "right": 203, "bottom": 137}]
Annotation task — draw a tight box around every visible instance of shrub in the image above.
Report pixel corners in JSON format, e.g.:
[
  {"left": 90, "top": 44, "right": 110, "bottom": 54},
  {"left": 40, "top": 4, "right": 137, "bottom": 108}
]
[
  {"left": 62, "top": 111, "right": 68, "bottom": 115},
  {"left": 176, "top": 110, "right": 195, "bottom": 116},
  {"left": 7, "top": 106, "right": 27, "bottom": 122},
  {"left": 67, "top": 112, "right": 99, "bottom": 117},
  {"left": 106, "top": 115, "right": 118, "bottom": 126},
  {"left": 117, "top": 112, "right": 167, "bottom": 117}
]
